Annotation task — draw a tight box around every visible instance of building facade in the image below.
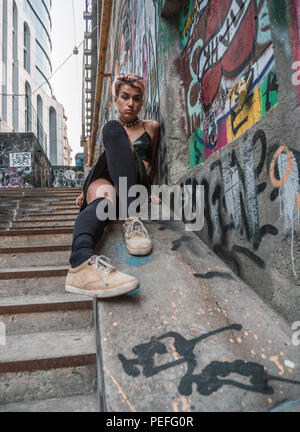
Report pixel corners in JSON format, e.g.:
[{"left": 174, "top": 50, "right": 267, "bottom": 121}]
[{"left": 0, "top": 0, "right": 66, "bottom": 165}]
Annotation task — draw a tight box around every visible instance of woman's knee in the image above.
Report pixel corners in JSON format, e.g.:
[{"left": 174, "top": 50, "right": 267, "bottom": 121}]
[{"left": 86, "top": 179, "right": 116, "bottom": 206}]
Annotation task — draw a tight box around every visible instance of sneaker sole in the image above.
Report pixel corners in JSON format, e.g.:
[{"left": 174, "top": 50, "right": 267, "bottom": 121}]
[
  {"left": 65, "top": 280, "right": 140, "bottom": 298},
  {"left": 126, "top": 245, "right": 153, "bottom": 256}
]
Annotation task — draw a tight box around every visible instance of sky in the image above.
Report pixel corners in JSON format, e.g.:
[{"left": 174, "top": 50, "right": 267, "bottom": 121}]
[{"left": 51, "top": 0, "right": 85, "bottom": 164}]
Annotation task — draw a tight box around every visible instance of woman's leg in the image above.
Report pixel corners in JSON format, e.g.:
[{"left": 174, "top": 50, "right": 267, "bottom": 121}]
[
  {"left": 69, "top": 196, "right": 110, "bottom": 268},
  {"left": 102, "top": 120, "right": 137, "bottom": 215},
  {"left": 69, "top": 120, "right": 141, "bottom": 269}
]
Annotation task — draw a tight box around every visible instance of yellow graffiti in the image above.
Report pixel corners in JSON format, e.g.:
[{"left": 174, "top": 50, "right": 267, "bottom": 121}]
[
  {"left": 227, "top": 85, "right": 261, "bottom": 141},
  {"left": 184, "top": 0, "right": 201, "bottom": 38}
]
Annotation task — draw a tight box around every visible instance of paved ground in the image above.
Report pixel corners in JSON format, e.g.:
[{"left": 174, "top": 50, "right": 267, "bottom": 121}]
[{"left": 95, "top": 217, "right": 300, "bottom": 412}]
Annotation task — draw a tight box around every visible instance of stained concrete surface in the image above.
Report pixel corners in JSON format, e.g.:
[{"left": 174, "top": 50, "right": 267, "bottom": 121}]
[{"left": 94, "top": 218, "right": 300, "bottom": 412}]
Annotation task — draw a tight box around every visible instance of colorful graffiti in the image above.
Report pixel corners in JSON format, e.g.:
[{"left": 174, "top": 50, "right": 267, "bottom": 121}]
[
  {"left": 0, "top": 135, "right": 52, "bottom": 188},
  {"left": 180, "top": 0, "right": 278, "bottom": 168},
  {"left": 112, "top": 0, "right": 160, "bottom": 120}
]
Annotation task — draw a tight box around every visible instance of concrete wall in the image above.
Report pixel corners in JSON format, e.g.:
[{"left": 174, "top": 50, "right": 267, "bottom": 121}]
[
  {"left": 0, "top": 133, "right": 52, "bottom": 188},
  {"left": 97, "top": 0, "right": 300, "bottom": 323}
]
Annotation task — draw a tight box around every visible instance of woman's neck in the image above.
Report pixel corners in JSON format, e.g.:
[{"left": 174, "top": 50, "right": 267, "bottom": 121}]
[{"left": 119, "top": 116, "right": 141, "bottom": 128}]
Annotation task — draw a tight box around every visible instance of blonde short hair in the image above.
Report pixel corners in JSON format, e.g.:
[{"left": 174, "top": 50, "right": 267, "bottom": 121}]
[{"left": 112, "top": 73, "right": 145, "bottom": 98}]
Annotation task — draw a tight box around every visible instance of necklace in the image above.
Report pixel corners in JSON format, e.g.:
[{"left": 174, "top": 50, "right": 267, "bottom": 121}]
[{"left": 118, "top": 117, "right": 141, "bottom": 128}]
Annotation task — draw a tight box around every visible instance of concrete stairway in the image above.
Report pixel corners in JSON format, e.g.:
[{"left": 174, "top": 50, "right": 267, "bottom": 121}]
[
  {"left": 0, "top": 189, "right": 99, "bottom": 412},
  {"left": 0, "top": 189, "right": 299, "bottom": 412}
]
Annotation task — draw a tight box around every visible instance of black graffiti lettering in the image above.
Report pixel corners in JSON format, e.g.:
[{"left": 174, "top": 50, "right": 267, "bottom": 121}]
[
  {"left": 264, "top": 71, "right": 279, "bottom": 112},
  {"left": 232, "top": 245, "right": 266, "bottom": 268},
  {"left": 253, "top": 130, "right": 267, "bottom": 179},
  {"left": 119, "top": 326, "right": 300, "bottom": 397},
  {"left": 193, "top": 271, "right": 234, "bottom": 280}
]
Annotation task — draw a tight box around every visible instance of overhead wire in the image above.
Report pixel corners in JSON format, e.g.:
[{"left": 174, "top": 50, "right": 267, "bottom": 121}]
[{"left": 31, "top": 23, "right": 98, "bottom": 97}]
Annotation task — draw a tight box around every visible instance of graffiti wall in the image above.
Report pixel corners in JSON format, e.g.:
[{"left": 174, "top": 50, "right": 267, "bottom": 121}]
[
  {"left": 180, "top": 0, "right": 279, "bottom": 168},
  {"left": 0, "top": 133, "right": 52, "bottom": 188},
  {"left": 180, "top": 124, "right": 299, "bottom": 322},
  {"left": 98, "top": 0, "right": 299, "bottom": 322},
  {"left": 112, "top": 0, "right": 160, "bottom": 120},
  {"left": 52, "top": 167, "right": 85, "bottom": 188}
]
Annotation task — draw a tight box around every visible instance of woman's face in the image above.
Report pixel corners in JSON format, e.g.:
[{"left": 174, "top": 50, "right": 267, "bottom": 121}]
[{"left": 115, "top": 84, "right": 143, "bottom": 122}]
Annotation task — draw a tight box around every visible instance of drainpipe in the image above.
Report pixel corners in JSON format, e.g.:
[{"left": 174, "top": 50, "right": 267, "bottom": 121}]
[{"left": 89, "top": 0, "right": 113, "bottom": 166}]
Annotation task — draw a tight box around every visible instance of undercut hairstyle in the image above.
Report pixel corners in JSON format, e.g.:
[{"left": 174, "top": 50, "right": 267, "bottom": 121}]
[{"left": 113, "top": 74, "right": 145, "bottom": 98}]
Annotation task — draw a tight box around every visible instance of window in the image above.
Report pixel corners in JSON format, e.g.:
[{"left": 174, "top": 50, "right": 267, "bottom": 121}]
[
  {"left": 37, "top": 95, "right": 43, "bottom": 147},
  {"left": 49, "top": 107, "right": 57, "bottom": 164},
  {"left": 24, "top": 22, "right": 30, "bottom": 73},
  {"left": 25, "top": 82, "right": 32, "bottom": 132}
]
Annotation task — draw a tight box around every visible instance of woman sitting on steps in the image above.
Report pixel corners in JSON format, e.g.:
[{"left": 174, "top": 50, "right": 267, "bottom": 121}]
[{"left": 65, "top": 73, "right": 160, "bottom": 299}]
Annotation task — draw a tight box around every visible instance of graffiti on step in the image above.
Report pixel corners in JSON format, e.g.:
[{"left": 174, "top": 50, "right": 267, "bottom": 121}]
[
  {"left": 119, "top": 325, "right": 300, "bottom": 397},
  {"left": 52, "top": 167, "right": 85, "bottom": 188}
]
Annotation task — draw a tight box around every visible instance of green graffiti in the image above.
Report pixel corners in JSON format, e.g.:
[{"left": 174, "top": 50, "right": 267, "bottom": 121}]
[
  {"left": 189, "top": 128, "right": 204, "bottom": 169},
  {"left": 260, "top": 68, "right": 279, "bottom": 116}
]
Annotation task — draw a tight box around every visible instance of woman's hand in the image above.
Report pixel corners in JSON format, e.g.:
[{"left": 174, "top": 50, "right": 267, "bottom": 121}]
[
  {"left": 149, "top": 195, "right": 162, "bottom": 204},
  {"left": 76, "top": 192, "right": 84, "bottom": 208},
  {"left": 143, "top": 160, "right": 151, "bottom": 176}
]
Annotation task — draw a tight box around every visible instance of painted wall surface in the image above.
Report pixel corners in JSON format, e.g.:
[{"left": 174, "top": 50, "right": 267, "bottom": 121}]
[
  {"left": 97, "top": 0, "right": 299, "bottom": 323},
  {"left": 178, "top": 0, "right": 300, "bottom": 322},
  {"left": 0, "top": 133, "right": 52, "bottom": 188},
  {"left": 180, "top": 0, "right": 278, "bottom": 168}
]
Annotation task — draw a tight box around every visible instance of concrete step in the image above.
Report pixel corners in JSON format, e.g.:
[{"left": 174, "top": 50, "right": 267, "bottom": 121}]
[
  {"left": 8, "top": 223, "right": 75, "bottom": 230},
  {"left": 0, "top": 393, "right": 99, "bottom": 412},
  {"left": 0, "top": 329, "right": 96, "bottom": 404},
  {"left": 0, "top": 293, "right": 93, "bottom": 335},
  {"left": 0, "top": 221, "right": 75, "bottom": 231},
  {"left": 0, "top": 265, "right": 69, "bottom": 297},
  {"left": 17, "top": 212, "right": 79, "bottom": 219},
  {"left": 0, "top": 245, "right": 71, "bottom": 268},
  {"left": 0, "top": 229, "right": 73, "bottom": 246},
  {"left": 15, "top": 216, "right": 77, "bottom": 222},
  {"left": 1, "top": 276, "right": 67, "bottom": 297},
  {"left": 0, "top": 265, "right": 68, "bottom": 279},
  {"left": 94, "top": 221, "right": 300, "bottom": 412}
]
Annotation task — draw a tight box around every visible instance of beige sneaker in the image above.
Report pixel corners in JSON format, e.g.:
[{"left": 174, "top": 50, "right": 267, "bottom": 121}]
[
  {"left": 123, "top": 217, "right": 152, "bottom": 256},
  {"left": 65, "top": 255, "right": 139, "bottom": 298}
]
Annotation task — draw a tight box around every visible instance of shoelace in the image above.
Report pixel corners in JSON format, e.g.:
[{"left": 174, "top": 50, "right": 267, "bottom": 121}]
[
  {"left": 124, "top": 217, "right": 150, "bottom": 240},
  {"left": 90, "top": 255, "right": 115, "bottom": 287}
]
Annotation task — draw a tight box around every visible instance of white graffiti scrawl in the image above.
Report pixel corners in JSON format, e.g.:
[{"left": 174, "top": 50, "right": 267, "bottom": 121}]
[{"left": 9, "top": 152, "right": 32, "bottom": 168}]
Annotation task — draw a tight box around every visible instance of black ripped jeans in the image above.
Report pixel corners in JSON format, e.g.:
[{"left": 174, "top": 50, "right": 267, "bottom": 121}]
[{"left": 69, "top": 121, "right": 138, "bottom": 268}]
